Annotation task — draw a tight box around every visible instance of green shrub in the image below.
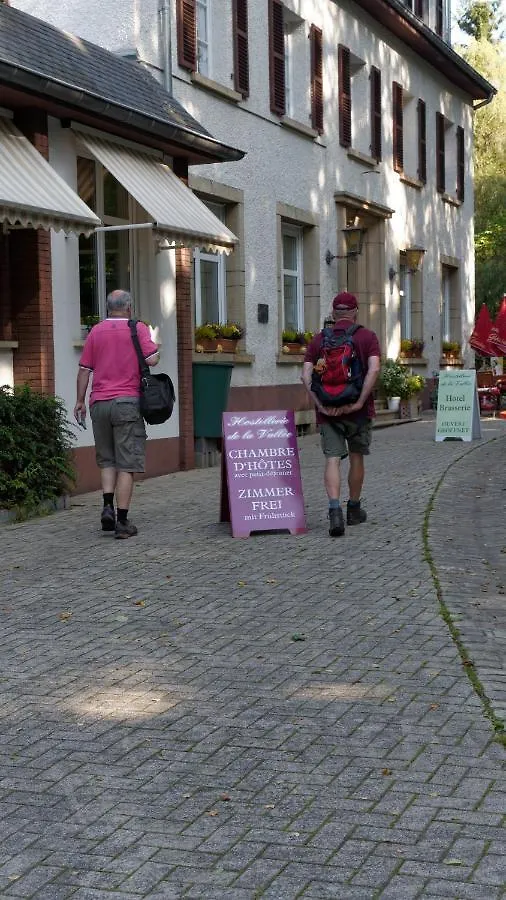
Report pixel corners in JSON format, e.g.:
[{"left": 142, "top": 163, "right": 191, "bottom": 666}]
[
  {"left": 378, "top": 359, "right": 410, "bottom": 398},
  {"left": 0, "top": 385, "right": 75, "bottom": 513}
]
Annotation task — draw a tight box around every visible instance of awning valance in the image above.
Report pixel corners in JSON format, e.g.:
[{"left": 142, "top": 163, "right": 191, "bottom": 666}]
[
  {"left": 0, "top": 117, "right": 100, "bottom": 236},
  {"left": 77, "top": 132, "right": 238, "bottom": 254}
]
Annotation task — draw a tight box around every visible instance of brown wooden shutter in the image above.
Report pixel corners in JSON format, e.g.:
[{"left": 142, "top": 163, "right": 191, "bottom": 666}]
[
  {"left": 415, "top": 0, "right": 424, "bottom": 17},
  {"left": 392, "top": 81, "right": 403, "bottom": 173},
  {"left": 310, "top": 25, "right": 323, "bottom": 134},
  {"left": 269, "top": 0, "right": 285, "bottom": 116},
  {"left": 177, "top": 0, "right": 196, "bottom": 71},
  {"left": 436, "top": 0, "right": 444, "bottom": 36},
  {"left": 456, "top": 125, "right": 465, "bottom": 201},
  {"left": 338, "top": 45, "right": 351, "bottom": 148},
  {"left": 417, "top": 98, "right": 427, "bottom": 183},
  {"left": 436, "top": 111, "right": 445, "bottom": 193},
  {"left": 233, "top": 0, "right": 249, "bottom": 97},
  {"left": 370, "top": 66, "right": 382, "bottom": 161}
]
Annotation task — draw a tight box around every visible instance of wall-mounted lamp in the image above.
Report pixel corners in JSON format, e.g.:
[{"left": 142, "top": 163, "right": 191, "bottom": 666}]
[
  {"left": 404, "top": 245, "right": 426, "bottom": 273},
  {"left": 325, "top": 226, "right": 365, "bottom": 265},
  {"left": 389, "top": 246, "right": 426, "bottom": 288}
]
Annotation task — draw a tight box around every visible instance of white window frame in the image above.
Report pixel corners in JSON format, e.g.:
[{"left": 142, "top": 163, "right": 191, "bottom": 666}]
[
  {"left": 441, "top": 266, "right": 451, "bottom": 342},
  {"left": 399, "top": 264, "right": 412, "bottom": 340},
  {"left": 196, "top": 0, "right": 210, "bottom": 77},
  {"left": 194, "top": 200, "right": 227, "bottom": 325},
  {"left": 282, "top": 223, "right": 304, "bottom": 332}
]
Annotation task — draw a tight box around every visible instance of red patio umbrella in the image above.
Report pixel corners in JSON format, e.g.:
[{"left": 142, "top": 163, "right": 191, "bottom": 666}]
[
  {"left": 488, "top": 295, "right": 506, "bottom": 356},
  {"left": 469, "top": 303, "right": 495, "bottom": 356}
]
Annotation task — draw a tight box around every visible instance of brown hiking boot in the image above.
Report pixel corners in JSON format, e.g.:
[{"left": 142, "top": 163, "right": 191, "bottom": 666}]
[{"left": 347, "top": 502, "right": 367, "bottom": 525}]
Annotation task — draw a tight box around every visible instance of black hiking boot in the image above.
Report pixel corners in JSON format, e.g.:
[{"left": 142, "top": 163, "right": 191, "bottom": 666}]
[
  {"left": 328, "top": 506, "right": 345, "bottom": 537},
  {"left": 347, "top": 502, "right": 367, "bottom": 525},
  {"left": 115, "top": 519, "right": 138, "bottom": 539}
]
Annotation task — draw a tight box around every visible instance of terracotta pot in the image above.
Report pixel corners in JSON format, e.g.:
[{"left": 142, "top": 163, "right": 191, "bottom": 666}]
[{"left": 282, "top": 342, "right": 304, "bottom": 354}]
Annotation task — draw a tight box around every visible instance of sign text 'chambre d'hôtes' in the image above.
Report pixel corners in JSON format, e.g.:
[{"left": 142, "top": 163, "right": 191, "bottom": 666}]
[{"left": 222, "top": 411, "right": 307, "bottom": 537}]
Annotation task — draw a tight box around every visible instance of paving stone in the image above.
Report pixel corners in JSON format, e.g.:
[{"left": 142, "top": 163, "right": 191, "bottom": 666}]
[{"left": 0, "top": 419, "right": 505, "bottom": 899}]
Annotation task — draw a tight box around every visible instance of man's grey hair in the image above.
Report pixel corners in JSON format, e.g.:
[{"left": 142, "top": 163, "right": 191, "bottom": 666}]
[{"left": 106, "top": 289, "right": 132, "bottom": 313}]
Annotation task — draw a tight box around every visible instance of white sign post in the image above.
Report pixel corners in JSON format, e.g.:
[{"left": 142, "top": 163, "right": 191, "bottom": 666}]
[{"left": 435, "top": 370, "right": 482, "bottom": 442}]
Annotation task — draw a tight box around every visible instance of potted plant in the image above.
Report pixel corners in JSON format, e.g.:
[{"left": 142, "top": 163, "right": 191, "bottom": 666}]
[
  {"left": 399, "top": 338, "right": 414, "bottom": 358},
  {"left": 378, "top": 359, "right": 410, "bottom": 412},
  {"left": 195, "top": 322, "right": 244, "bottom": 353},
  {"left": 441, "top": 340, "right": 461, "bottom": 361},
  {"left": 281, "top": 329, "right": 313, "bottom": 354},
  {"left": 400, "top": 373, "right": 426, "bottom": 418},
  {"left": 81, "top": 314, "right": 100, "bottom": 337},
  {"left": 411, "top": 338, "right": 424, "bottom": 357}
]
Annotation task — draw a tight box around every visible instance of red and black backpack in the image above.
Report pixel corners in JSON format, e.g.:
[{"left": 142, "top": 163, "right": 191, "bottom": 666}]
[{"left": 311, "top": 325, "right": 364, "bottom": 407}]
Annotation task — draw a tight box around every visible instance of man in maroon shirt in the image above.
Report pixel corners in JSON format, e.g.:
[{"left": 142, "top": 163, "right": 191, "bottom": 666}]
[{"left": 302, "top": 292, "right": 381, "bottom": 537}]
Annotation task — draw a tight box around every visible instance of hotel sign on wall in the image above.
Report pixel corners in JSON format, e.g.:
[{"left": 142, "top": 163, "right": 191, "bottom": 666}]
[{"left": 220, "top": 410, "right": 307, "bottom": 537}]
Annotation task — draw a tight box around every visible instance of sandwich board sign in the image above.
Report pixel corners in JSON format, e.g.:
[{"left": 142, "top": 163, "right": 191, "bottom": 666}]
[
  {"left": 220, "top": 410, "right": 307, "bottom": 537},
  {"left": 435, "top": 369, "right": 481, "bottom": 441}
]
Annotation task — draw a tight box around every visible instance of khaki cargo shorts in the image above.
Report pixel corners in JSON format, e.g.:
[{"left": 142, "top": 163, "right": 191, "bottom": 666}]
[
  {"left": 90, "top": 398, "right": 146, "bottom": 472},
  {"left": 320, "top": 417, "right": 372, "bottom": 459}
]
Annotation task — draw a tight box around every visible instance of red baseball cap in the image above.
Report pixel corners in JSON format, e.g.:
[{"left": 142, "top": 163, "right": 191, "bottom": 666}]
[{"left": 332, "top": 292, "right": 358, "bottom": 310}]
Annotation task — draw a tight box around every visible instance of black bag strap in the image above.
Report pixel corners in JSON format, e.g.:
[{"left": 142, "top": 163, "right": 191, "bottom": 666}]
[{"left": 128, "top": 319, "right": 150, "bottom": 378}]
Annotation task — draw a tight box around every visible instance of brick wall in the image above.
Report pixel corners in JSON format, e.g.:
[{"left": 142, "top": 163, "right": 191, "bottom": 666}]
[
  {"left": 0, "top": 232, "right": 12, "bottom": 341},
  {"left": 10, "top": 109, "right": 54, "bottom": 394}
]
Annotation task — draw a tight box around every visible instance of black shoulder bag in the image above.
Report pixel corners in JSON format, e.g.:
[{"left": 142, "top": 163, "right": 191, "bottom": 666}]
[{"left": 128, "top": 319, "right": 175, "bottom": 425}]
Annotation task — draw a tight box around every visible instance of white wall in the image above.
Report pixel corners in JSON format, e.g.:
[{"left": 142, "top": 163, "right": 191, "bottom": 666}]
[{"left": 15, "top": 0, "right": 475, "bottom": 383}]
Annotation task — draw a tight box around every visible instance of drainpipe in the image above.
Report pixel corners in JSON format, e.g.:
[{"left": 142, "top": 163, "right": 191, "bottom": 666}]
[{"left": 158, "top": 0, "right": 173, "bottom": 95}]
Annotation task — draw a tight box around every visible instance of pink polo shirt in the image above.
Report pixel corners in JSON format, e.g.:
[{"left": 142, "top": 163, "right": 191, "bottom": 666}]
[{"left": 79, "top": 318, "right": 159, "bottom": 405}]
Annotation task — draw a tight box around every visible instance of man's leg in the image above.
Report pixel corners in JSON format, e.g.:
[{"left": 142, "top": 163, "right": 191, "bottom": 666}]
[
  {"left": 320, "top": 422, "right": 346, "bottom": 537},
  {"left": 115, "top": 471, "right": 134, "bottom": 510},
  {"left": 348, "top": 452, "right": 364, "bottom": 501}
]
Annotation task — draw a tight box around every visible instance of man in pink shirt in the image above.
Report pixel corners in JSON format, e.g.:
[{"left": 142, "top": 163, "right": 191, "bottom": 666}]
[{"left": 74, "top": 289, "right": 159, "bottom": 538}]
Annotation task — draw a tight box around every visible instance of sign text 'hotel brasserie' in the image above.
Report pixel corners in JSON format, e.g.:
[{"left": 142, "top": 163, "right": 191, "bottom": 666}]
[{"left": 222, "top": 410, "right": 306, "bottom": 537}]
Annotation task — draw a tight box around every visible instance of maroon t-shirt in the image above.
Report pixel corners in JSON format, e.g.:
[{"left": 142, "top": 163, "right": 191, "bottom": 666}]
[{"left": 304, "top": 319, "right": 381, "bottom": 423}]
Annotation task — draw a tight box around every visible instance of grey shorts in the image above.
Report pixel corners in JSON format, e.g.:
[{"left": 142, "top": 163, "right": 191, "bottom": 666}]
[
  {"left": 90, "top": 398, "right": 146, "bottom": 472},
  {"left": 320, "top": 418, "right": 372, "bottom": 458}
]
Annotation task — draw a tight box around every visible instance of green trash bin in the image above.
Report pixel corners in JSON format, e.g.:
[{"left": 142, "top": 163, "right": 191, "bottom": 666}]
[{"left": 192, "top": 361, "right": 233, "bottom": 438}]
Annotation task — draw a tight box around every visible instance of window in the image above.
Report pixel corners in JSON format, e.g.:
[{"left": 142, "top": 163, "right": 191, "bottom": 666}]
[
  {"left": 456, "top": 125, "right": 465, "bottom": 202},
  {"left": 417, "top": 99, "right": 427, "bottom": 183},
  {"left": 232, "top": 0, "right": 249, "bottom": 97},
  {"left": 392, "top": 81, "right": 403, "bottom": 173},
  {"left": 441, "top": 266, "right": 451, "bottom": 342},
  {"left": 177, "top": 0, "right": 197, "bottom": 71},
  {"left": 77, "top": 157, "right": 131, "bottom": 322},
  {"left": 436, "top": 0, "right": 444, "bottom": 36},
  {"left": 370, "top": 66, "right": 382, "bottom": 161},
  {"left": 196, "top": 0, "right": 210, "bottom": 76},
  {"left": 194, "top": 201, "right": 227, "bottom": 324},
  {"left": 414, "top": 0, "right": 424, "bottom": 17},
  {"left": 282, "top": 224, "right": 303, "bottom": 332},
  {"left": 400, "top": 265, "right": 412, "bottom": 340},
  {"left": 440, "top": 264, "right": 460, "bottom": 345},
  {"left": 338, "top": 45, "right": 351, "bottom": 148},
  {"left": 269, "top": 0, "right": 285, "bottom": 116},
  {"left": 436, "top": 111, "right": 445, "bottom": 193},
  {"left": 310, "top": 25, "right": 323, "bottom": 133}
]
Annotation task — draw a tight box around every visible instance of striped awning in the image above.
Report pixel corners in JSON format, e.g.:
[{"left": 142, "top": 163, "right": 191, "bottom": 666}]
[
  {"left": 0, "top": 116, "right": 100, "bottom": 235},
  {"left": 77, "top": 132, "right": 238, "bottom": 254}
]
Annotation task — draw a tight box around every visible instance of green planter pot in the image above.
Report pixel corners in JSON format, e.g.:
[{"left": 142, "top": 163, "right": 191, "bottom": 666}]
[{"left": 192, "top": 361, "right": 234, "bottom": 438}]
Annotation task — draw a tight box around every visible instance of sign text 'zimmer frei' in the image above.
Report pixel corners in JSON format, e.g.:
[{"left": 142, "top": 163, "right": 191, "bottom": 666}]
[
  {"left": 220, "top": 410, "right": 307, "bottom": 538},
  {"left": 435, "top": 369, "right": 481, "bottom": 442}
]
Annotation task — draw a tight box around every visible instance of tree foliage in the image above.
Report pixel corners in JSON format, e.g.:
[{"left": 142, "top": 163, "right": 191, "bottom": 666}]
[
  {"left": 457, "top": 30, "right": 506, "bottom": 313},
  {"left": 457, "top": 1, "right": 503, "bottom": 42}
]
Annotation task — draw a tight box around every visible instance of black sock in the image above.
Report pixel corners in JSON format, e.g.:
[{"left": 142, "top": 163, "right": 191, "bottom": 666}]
[
  {"left": 117, "top": 508, "right": 128, "bottom": 524},
  {"left": 103, "top": 493, "right": 114, "bottom": 508}
]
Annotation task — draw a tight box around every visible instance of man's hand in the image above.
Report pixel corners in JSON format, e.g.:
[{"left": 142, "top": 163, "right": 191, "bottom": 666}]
[{"left": 74, "top": 401, "right": 86, "bottom": 425}]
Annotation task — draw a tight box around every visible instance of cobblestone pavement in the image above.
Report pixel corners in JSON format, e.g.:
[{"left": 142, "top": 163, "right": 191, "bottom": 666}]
[{"left": 0, "top": 417, "right": 505, "bottom": 900}]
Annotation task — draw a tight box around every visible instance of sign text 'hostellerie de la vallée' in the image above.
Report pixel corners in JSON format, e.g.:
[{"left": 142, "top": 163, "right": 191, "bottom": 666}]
[{"left": 222, "top": 410, "right": 306, "bottom": 537}]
